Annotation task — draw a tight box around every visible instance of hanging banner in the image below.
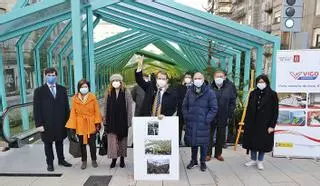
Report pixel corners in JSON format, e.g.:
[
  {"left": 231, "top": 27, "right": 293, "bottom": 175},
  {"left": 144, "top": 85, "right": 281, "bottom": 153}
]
[
  {"left": 274, "top": 50, "right": 320, "bottom": 158},
  {"left": 133, "top": 117, "right": 179, "bottom": 180}
]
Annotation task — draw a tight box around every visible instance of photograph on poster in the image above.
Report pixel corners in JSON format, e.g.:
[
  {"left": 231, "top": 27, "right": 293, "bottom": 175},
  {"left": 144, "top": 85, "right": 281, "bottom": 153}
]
[
  {"left": 308, "top": 93, "right": 320, "bottom": 109},
  {"left": 307, "top": 111, "right": 320, "bottom": 126},
  {"left": 147, "top": 121, "right": 159, "bottom": 136},
  {"left": 277, "top": 110, "right": 306, "bottom": 126},
  {"left": 145, "top": 139, "right": 171, "bottom": 155},
  {"left": 278, "top": 93, "right": 307, "bottom": 109},
  {"left": 147, "top": 158, "right": 170, "bottom": 174}
]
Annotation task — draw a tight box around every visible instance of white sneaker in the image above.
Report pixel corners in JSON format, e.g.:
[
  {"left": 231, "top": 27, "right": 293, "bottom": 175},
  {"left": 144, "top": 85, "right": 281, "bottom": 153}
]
[
  {"left": 245, "top": 160, "right": 257, "bottom": 167},
  {"left": 257, "top": 161, "right": 264, "bottom": 170}
]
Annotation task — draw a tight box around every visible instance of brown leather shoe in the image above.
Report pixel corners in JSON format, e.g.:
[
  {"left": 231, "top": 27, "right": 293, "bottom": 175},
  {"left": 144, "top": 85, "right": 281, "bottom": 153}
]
[
  {"left": 205, "top": 155, "right": 212, "bottom": 162},
  {"left": 216, "top": 155, "right": 224, "bottom": 161}
]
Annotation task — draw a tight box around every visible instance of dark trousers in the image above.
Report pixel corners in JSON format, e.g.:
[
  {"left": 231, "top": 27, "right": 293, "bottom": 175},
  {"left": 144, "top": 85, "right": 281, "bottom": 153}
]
[
  {"left": 179, "top": 117, "right": 184, "bottom": 144},
  {"left": 207, "top": 125, "right": 226, "bottom": 157},
  {"left": 78, "top": 134, "right": 97, "bottom": 162},
  {"left": 44, "top": 140, "right": 64, "bottom": 166},
  {"left": 191, "top": 146, "right": 208, "bottom": 163}
]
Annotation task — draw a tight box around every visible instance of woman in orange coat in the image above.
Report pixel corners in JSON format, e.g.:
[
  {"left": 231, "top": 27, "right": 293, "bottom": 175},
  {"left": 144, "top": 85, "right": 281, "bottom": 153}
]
[{"left": 66, "top": 79, "right": 102, "bottom": 170}]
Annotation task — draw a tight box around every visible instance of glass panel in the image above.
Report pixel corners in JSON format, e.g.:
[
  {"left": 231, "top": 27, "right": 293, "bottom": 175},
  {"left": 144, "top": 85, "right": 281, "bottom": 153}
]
[{"left": 2, "top": 104, "right": 35, "bottom": 140}]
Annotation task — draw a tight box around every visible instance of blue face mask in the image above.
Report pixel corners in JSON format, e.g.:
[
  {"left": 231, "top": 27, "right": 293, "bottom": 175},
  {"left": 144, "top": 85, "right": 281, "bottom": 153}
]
[{"left": 46, "top": 76, "right": 57, "bottom": 85}]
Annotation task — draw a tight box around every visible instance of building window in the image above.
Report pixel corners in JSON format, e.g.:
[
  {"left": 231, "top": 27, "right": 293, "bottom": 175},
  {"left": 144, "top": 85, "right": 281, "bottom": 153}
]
[
  {"left": 248, "top": 15, "right": 252, "bottom": 25},
  {"left": 316, "top": 0, "right": 320, "bottom": 16},
  {"left": 274, "top": 11, "right": 281, "bottom": 24},
  {"left": 313, "top": 28, "right": 320, "bottom": 48}
]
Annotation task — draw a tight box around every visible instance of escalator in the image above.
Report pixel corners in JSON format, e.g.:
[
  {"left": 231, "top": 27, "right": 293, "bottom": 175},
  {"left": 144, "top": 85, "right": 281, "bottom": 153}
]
[
  {"left": 0, "top": 97, "right": 106, "bottom": 149},
  {"left": 0, "top": 102, "right": 40, "bottom": 148}
]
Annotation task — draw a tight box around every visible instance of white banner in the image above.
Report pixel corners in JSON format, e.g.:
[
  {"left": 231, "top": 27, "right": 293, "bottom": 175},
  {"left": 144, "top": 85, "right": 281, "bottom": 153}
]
[
  {"left": 274, "top": 50, "right": 320, "bottom": 158},
  {"left": 133, "top": 117, "right": 179, "bottom": 180}
]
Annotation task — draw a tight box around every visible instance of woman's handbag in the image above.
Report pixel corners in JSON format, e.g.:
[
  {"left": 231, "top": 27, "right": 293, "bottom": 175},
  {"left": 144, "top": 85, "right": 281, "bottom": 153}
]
[
  {"left": 98, "top": 132, "right": 108, "bottom": 156},
  {"left": 69, "top": 134, "right": 81, "bottom": 158}
]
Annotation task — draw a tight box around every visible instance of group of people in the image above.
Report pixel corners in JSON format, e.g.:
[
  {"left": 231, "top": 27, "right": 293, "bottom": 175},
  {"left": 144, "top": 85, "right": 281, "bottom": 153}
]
[{"left": 33, "top": 55, "right": 279, "bottom": 173}]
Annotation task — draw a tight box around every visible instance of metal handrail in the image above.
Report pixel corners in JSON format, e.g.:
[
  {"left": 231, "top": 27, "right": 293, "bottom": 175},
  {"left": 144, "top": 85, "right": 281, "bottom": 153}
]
[{"left": 0, "top": 102, "right": 34, "bottom": 143}]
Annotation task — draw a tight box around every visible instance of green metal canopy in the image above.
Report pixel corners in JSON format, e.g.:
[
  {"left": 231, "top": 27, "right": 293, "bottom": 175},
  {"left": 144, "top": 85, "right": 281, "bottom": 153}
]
[{"left": 0, "top": 0, "right": 280, "bottom": 138}]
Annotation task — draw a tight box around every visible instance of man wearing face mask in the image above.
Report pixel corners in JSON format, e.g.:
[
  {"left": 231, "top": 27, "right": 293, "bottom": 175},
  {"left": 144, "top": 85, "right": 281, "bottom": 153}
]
[
  {"left": 206, "top": 70, "right": 236, "bottom": 162},
  {"left": 177, "top": 72, "right": 193, "bottom": 145},
  {"left": 131, "top": 73, "right": 149, "bottom": 116},
  {"left": 33, "top": 68, "right": 72, "bottom": 172},
  {"left": 135, "top": 56, "right": 178, "bottom": 118},
  {"left": 183, "top": 72, "right": 218, "bottom": 172}
]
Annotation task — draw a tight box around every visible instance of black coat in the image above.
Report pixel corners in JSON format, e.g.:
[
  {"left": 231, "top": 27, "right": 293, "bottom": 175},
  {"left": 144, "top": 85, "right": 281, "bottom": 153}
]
[
  {"left": 243, "top": 87, "right": 279, "bottom": 152},
  {"left": 33, "top": 84, "right": 70, "bottom": 142},
  {"left": 211, "top": 79, "right": 236, "bottom": 126},
  {"left": 183, "top": 85, "right": 218, "bottom": 146},
  {"left": 135, "top": 71, "right": 177, "bottom": 116},
  {"left": 177, "top": 84, "right": 188, "bottom": 120}
]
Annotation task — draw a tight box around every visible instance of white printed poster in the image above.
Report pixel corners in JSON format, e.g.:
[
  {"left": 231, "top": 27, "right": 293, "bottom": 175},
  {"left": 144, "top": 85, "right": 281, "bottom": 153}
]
[
  {"left": 274, "top": 50, "right": 320, "bottom": 158},
  {"left": 133, "top": 117, "right": 179, "bottom": 180}
]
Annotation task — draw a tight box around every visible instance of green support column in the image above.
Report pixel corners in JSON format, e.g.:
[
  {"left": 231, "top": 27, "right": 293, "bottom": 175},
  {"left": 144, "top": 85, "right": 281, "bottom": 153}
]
[
  {"left": 227, "top": 57, "right": 233, "bottom": 79},
  {"left": 221, "top": 57, "right": 226, "bottom": 70},
  {"left": 16, "top": 33, "right": 30, "bottom": 130},
  {"left": 256, "top": 46, "right": 264, "bottom": 77},
  {"left": 235, "top": 53, "right": 241, "bottom": 88},
  {"left": 47, "top": 21, "right": 72, "bottom": 68},
  {"left": 243, "top": 50, "right": 251, "bottom": 103},
  {"left": 67, "top": 52, "right": 74, "bottom": 95},
  {"left": 58, "top": 39, "right": 72, "bottom": 85},
  {"left": 71, "top": 0, "right": 83, "bottom": 92},
  {"left": 0, "top": 49, "right": 9, "bottom": 137},
  {"left": 86, "top": 6, "right": 96, "bottom": 92},
  {"left": 271, "top": 40, "right": 280, "bottom": 89},
  {"left": 34, "top": 24, "right": 57, "bottom": 87}
]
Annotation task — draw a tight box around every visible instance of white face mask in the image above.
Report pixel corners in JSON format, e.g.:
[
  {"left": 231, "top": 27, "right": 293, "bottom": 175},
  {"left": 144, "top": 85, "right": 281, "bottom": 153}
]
[
  {"left": 112, "top": 81, "right": 121, "bottom": 89},
  {"left": 157, "top": 79, "right": 167, "bottom": 88},
  {"left": 257, "top": 83, "right": 267, "bottom": 90},
  {"left": 194, "top": 79, "right": 204, "bottom": 88},
  {"left": 79, "top": 87, "right": 89, "bottom": 94},
  {"left": 215, "top": 77, "right": 224, "bottom": 85},
  {"left": 184, "top": 77, "right": 192, "bottom": 84},
  {"left": 143, "top": 77, "right": 149, "bottom": 82}
]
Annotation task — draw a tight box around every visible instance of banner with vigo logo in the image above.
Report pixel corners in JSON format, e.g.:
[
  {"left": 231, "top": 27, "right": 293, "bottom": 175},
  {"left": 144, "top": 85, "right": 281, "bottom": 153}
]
[{"left": 274, "top": 50, "right": 320, "bottom": 158}]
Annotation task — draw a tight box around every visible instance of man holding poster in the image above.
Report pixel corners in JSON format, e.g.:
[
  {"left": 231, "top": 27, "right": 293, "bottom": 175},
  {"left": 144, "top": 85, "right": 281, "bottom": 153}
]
[{"left": 183, "top": 72, "right": 218, "bottom": 172}]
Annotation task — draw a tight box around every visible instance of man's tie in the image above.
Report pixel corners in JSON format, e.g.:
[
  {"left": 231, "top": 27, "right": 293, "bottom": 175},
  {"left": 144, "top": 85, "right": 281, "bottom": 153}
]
[
  {"left": 50, "top": 85, "right": 56, "bottom": 98},
  {"left": 152, "top": 89, "right": 162, "bottom": 116}
]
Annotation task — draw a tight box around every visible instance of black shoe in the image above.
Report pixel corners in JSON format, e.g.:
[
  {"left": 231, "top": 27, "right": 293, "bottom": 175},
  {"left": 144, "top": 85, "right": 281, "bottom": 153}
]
[
  {"left": 200, "top": 162, "right": 207, "bottom": 172},
  {"left": 187, "top": 161, "right": 198, "bottom": 169},
  {"left": 47, "top": 165, "right": 54, "bottom": 172},
  {"left": 223, "top": 144, "right": 227, "bottom": 149},
  {"left": 120, "top": 157, "right": 125, "bottom": 168},
  {"left": 110, "top": 159, "right": 117, "bottom": 168},
  {"left": 58, "top": 160, "right": 72, "bottom": 167}
]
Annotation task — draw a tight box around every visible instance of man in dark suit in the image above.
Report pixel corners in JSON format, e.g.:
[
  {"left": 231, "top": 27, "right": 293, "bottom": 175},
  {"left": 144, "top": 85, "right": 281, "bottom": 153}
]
[
  {"left": 33, "top": 68, "right": 72, "bottom": 172},
  {"left": 206, "top": 70, "right": 236, "bottom": 162},
  {"left": 135, "top": 56, "right": 178, "bottom": 118},
  {"left": 177, "top": 72, "right": 193, "bottom": 145}
]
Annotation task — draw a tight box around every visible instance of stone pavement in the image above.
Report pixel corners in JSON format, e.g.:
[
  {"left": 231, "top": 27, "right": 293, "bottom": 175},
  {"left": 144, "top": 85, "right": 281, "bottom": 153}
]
[{"left": 0, "top": 144, "right": 320, "bottom": 186}]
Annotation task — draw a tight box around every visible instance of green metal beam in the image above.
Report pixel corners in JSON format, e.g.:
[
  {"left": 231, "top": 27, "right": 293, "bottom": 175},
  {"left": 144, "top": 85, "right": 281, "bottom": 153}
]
[
  {"left": 0, "top": 49, "right": 9, "bottom": 137},
  {"left": 16, "top": 33, "right": 30, "bottom": 131},
  {"left": 47, "top": 21, "right": 72, "bottom": 67},
  {"left": 86, "top": 6, "right": 96, "bottom": 92},
  {"left": 33, "top": 23, "right": 58, "bottom": 87},
  {"left": 0, "top": 0, "right": 65, "bottom": 24},
  {"left": 153, "top": 41, "right": 195, "bottom": 70},
  {"left": 71, "top": 0, "right": 83, "bottom": 91}
]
